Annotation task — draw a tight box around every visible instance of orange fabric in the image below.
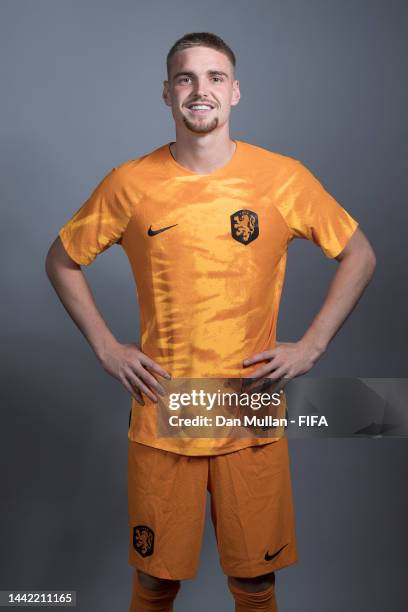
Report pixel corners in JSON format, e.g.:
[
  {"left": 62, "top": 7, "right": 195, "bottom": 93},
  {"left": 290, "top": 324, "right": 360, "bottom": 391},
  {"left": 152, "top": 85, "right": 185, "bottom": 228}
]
[
  {"left": 228, "top": 581, "right": 278, "bottom": 612},
  {"left": 59, "top": 140, "right": 358, "bottom": 455},
  {"left": 130, "top": 571, "right": 180, "bottom": 612},
  {"left": 128, "top": 436, "right": 298, "bottom": 580}
]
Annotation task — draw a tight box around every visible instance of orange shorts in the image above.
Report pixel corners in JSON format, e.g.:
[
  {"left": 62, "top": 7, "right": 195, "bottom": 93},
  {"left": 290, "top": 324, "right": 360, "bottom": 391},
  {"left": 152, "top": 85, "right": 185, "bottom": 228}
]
[{"left": 128, "top": 437, "right": 298, "bottom": 580}]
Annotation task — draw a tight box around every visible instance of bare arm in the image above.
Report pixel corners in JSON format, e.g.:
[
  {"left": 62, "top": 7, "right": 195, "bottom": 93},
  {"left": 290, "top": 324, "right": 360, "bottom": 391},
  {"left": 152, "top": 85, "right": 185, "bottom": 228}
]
[
  {"left": 243, "top": 227, "right": 376, "bottom": 380},
  {"left": 45, "top": 237, "right": 171, "bottom": 404}
]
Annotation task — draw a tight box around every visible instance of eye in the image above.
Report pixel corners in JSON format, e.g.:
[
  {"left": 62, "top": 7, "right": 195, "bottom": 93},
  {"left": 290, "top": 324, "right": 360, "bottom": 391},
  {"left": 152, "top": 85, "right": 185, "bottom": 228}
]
[
  {"left": 178, "top": 77, "right": 191, "bottom": 84},
  {"left": 212, "top": 76, "right": 224, "bottom": 82}
]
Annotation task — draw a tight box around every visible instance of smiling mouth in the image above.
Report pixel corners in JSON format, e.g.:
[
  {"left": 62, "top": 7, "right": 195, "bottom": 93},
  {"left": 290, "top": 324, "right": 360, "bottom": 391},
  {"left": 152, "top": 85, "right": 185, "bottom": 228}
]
[{"left": 186, "top": 103, "right": 215, "bottom": 114}]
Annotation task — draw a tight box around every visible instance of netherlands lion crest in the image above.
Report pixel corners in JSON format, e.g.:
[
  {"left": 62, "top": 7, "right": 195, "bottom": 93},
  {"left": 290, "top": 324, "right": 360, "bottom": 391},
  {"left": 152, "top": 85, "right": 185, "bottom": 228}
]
[
  {"left": 230, "top": 209, "right": 259, "bottom": 245},
  {"left": 133, "top": 525, "right": 155, "bottom": 557}
]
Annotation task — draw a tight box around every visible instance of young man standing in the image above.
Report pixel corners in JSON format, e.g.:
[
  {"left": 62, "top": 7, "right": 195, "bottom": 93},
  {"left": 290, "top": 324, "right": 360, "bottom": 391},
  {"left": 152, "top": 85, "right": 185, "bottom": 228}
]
[{"left": 46, "top": 32, "right": 376, "bottom": 612}]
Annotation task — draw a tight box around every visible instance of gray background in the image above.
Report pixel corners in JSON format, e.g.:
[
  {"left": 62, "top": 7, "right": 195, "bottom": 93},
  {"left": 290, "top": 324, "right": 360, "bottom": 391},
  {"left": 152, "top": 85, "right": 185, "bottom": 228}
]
[{"left": 1, "top": 0, "right": 407, "bottom": 610}]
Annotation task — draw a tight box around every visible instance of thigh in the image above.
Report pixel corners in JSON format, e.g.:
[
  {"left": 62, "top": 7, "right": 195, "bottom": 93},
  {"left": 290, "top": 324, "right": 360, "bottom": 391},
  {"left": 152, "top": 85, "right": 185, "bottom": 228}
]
[
  {"left": 209, "top": 437, "right": 298, "bottom": 578},
  {"left": 128, "top": 441, "right": 208, "bottom": 580}
]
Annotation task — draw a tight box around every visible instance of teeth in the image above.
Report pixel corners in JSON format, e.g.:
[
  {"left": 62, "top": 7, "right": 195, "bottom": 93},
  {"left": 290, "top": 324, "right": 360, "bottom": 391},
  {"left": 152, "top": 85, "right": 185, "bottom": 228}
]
[{"left": 190, "top": 105, "right": 212, "bottom": 110}]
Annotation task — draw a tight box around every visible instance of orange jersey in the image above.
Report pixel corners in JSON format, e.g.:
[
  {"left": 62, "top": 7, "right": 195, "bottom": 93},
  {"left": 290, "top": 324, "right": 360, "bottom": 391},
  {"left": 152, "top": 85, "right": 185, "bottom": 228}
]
[{"left": 59, "top": 140, "right": 358, "bottom": 455}]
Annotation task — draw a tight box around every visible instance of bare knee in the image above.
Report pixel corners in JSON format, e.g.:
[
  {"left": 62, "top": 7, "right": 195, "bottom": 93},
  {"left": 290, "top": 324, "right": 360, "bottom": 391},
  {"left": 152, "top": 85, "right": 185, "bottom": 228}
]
[
  {"left": 228, "top": 571, "right": 275, "bottom": 593},
  {"left": 137, "top": 569, "right": 180, "bottom": 592}
]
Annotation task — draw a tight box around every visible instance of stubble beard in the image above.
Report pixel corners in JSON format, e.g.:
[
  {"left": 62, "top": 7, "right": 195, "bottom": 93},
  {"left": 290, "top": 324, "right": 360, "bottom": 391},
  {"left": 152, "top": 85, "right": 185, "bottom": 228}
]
[{"left": 182, "top": 115, "right": 219, "bottom": 134}]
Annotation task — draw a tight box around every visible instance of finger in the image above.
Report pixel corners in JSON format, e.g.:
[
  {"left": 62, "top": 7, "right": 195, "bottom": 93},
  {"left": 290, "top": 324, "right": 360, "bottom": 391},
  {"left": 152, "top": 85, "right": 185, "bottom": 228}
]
[
  {"left": 132, "top": 364, "right": 167, "bottom": 396},
  {"left": 131, "top": 384, "right": 145, "bottom": 405},
  {"left": 240, "top": 377, "right": 269, "bottom": 394},
  {"left": 126, "top": 371, "right": 158, "bottom": 403},
  {"left": 120, "top": 375, "right": 145, "bottom": 406},
  {"left": 243, "top": 350, "right": 278, "bottom": 366},
  {"left": 266, "top": 368, "right": 291, "bottom": 382},
  {"left": 243, "top": 360, "right": 283, "bottom": 380},
  {"left": 139, "top": 355, "right": 172, "bottom": 380},
  {"left": 275, "top": 376, "right": 292, "bottom": 394}
]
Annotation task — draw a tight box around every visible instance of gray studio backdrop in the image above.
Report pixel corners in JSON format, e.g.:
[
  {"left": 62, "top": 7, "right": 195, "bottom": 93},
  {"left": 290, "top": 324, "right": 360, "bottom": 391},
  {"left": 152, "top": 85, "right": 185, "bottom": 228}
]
[{"left": 1, "top": 1, "right": 407, "bottom": 611}]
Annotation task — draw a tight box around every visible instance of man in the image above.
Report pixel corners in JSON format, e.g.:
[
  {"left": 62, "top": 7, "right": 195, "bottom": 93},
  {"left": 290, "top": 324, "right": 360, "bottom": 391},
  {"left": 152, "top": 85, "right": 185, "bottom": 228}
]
[{"left": 45, "top": 32, "right": 376, "bottom": 612}]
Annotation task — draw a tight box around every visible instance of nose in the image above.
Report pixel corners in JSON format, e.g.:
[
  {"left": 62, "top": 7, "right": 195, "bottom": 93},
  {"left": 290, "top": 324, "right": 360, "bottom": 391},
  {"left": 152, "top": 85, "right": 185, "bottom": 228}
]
[{"left": 192, "top": 77, "right": 209, "bottom": 98}]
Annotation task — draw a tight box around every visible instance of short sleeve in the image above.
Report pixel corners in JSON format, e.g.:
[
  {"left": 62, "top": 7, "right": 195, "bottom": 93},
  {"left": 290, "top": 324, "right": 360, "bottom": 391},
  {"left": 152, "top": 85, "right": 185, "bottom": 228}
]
[
  {"left": 276, "top": 160, "right": 359, "bottom": 258},
  {"left": 58, "top": 167, "right": 133, "bottom": 266}
]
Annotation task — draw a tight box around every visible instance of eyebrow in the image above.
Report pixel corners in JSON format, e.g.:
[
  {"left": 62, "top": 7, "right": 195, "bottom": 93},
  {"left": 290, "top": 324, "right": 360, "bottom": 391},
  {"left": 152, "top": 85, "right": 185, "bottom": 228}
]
[{"left": 172, "top": 70, "right": 229, "bottom": 81}]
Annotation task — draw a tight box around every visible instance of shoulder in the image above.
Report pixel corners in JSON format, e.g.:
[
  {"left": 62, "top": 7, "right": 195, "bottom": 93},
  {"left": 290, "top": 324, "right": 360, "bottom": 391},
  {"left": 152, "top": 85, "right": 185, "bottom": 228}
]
[
  {"left": 95, "top": 145, "right": 167, "bottom": 192},
  {"left": 237, "top": 140, "right": 305, "bottom": 177},
  {"left": 111, "top": 144, "right": 168, "bottom": 179}
]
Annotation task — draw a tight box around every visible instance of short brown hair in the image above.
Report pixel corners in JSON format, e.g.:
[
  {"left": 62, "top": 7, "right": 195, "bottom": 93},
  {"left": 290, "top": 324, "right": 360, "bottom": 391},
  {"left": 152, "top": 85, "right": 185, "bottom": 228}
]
[{"left": 167, "top": 32, "right": 236, "bottom": 78}]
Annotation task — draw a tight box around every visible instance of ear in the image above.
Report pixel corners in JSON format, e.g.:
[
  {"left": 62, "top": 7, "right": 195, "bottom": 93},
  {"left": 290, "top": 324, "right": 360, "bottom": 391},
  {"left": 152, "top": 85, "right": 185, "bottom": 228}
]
[
  {"left": 162, "top": 80, "right": 172, "bottom": 107},
  {"left": 231, "top": 79, "right": 241, "bottom": 107}
]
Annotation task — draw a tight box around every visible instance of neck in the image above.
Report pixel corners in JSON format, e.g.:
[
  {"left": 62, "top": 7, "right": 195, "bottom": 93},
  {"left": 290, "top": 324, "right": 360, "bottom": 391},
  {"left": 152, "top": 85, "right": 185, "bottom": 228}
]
[{"left": 170, "top": 125, "right": 236, "bottom": 174}]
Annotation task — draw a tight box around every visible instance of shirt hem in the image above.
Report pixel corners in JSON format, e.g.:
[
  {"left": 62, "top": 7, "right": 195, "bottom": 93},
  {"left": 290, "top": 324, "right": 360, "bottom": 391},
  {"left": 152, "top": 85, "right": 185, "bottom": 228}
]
[{"left": 127, "top": 431, "right": 283, "bottom": 456}]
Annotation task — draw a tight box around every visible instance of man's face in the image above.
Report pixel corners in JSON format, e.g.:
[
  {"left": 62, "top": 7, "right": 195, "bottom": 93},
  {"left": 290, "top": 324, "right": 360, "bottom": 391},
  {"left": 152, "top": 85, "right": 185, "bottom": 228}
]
[{"left": 163, "top": 46, "right": 240, "bottom": 135}]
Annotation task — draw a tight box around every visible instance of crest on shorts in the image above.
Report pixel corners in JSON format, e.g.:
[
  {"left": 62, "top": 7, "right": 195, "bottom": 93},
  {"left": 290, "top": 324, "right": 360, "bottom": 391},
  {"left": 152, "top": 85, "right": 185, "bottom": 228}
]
[
  {"left": 133, "top": 525, "right": 155, "bottom": 557},
  {"left": 230, "top": 209, "right": 259, "bottom": 245}
]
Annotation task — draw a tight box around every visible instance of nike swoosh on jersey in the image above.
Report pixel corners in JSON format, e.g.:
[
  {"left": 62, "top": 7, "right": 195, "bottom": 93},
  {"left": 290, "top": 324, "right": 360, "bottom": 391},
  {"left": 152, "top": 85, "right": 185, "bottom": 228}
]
[
  {"left": 264, "top": 543, "right": 288, "bottom": 561},
  {"left": 147, "top": 224, "right": 178, "bottom": 236}
]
